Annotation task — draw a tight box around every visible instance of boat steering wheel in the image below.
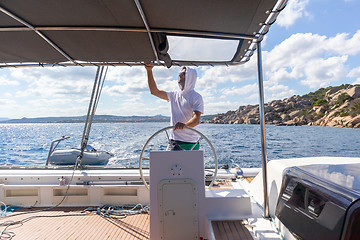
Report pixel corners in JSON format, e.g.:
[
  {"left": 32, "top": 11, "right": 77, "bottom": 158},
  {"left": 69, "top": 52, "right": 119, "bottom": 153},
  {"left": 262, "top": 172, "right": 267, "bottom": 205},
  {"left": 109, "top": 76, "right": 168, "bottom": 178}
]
[{"left": 139, "top": 126, "right": 218, "bottom": 190}]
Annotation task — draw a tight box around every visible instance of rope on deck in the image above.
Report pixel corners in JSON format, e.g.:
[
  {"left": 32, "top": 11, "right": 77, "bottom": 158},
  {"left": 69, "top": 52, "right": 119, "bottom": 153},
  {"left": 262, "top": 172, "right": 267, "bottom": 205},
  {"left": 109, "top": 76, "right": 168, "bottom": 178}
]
[{"left": 85, "top": 204, "right": 150, "bottom": 220}]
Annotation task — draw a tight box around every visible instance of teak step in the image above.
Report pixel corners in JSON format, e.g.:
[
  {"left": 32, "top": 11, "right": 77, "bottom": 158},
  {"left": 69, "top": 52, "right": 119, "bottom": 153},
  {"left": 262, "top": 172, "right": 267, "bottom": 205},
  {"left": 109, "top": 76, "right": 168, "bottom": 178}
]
[{"left": 212, "top": 220, "right": 253, "bottom": 240}]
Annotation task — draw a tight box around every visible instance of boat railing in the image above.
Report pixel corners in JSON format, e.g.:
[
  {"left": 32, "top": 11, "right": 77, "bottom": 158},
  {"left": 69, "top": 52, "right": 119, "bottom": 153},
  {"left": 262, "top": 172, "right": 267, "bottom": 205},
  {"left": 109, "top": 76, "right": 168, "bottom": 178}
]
[{"left": 45, "top": 136, "right": 70, "bottom": 168}]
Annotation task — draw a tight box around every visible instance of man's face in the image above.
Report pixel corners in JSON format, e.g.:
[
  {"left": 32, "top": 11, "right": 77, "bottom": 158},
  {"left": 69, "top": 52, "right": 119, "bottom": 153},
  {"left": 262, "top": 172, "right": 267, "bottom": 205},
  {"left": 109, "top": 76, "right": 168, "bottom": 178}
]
[{"left": 178, "top": 68, "right": 186, "bottom": 90}]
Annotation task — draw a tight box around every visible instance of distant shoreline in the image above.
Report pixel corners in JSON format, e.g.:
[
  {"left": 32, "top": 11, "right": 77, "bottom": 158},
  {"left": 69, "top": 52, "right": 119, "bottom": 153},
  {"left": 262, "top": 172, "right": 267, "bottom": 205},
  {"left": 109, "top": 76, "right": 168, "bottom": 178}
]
[
  {"left": 209, "top": 84, "right": 360, "bottom": 129},
  {"left": 0, "top": 114, "right": 217, "bottom": 124},
  {"left": 0, "top": 120, "right": 169, "bottom": 124},
  {"left": 0, "top": 115, "right": 169, "bottom": 124}
]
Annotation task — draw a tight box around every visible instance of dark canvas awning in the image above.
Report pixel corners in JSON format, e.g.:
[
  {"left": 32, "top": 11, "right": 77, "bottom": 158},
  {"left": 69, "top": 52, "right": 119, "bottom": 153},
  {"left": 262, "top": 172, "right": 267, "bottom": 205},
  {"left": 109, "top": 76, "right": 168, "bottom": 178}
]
[{"left": 0, "top": 0, "right": 287, "bottom": 68}]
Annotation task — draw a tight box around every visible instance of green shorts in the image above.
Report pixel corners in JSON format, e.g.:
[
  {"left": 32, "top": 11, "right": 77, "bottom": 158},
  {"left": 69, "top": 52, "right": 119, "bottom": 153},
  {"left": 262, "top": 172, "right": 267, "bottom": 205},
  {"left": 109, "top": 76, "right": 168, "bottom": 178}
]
[
  {"left": 169, "top": 140, "right": 200, "bottom": 151},
  {"left": 179, "top": 143, "right": 200, "bottom": 150}
]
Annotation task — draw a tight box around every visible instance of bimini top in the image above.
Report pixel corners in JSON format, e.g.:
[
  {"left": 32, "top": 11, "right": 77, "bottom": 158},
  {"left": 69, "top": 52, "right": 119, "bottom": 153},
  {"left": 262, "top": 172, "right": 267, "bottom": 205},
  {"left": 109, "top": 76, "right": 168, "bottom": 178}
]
[{"left": 0, "top": 0, "right": 287, "bottom": 68}]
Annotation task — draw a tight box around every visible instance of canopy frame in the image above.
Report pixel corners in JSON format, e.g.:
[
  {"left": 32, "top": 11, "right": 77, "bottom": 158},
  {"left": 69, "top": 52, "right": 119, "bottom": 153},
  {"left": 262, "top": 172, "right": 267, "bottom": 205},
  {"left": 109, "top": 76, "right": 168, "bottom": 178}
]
[{"left": 0, "top": 0, "right": 288, "bottom": 68}]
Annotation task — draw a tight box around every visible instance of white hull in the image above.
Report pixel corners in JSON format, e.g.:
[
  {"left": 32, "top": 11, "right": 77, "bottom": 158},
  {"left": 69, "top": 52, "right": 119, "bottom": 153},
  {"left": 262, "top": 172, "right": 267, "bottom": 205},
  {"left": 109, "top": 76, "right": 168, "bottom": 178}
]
[{"left": 1, "top": 156, "right": 360, "bottom": 239}]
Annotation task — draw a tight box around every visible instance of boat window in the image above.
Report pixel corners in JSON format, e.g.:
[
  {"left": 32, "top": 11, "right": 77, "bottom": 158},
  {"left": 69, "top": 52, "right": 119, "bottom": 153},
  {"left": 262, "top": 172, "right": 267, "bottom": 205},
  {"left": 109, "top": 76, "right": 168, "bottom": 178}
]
[
  {"left": 167, "top": 36, "right": 239, "bottom": 62},
  {"left": 287, "top": 180, "right": 306, "bottom": 209}
]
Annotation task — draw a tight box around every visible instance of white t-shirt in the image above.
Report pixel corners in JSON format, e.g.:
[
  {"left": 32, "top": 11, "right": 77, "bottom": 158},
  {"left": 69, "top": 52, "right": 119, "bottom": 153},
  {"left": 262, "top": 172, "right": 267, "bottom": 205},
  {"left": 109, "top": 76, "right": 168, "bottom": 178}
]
[{"left": 166, "top": 67, "right": 204, "bottom": 142}]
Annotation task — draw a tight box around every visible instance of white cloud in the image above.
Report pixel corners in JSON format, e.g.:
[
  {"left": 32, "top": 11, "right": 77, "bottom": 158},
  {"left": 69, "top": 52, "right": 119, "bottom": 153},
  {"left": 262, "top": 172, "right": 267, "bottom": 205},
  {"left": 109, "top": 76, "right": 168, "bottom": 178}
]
[
  {"left": 264, "top": 82, "right": 296, "bottom": 100},
  {"left": 9, "top": 67, "right": 96, "bottom": 98},
  {"left": 1, "top": 67, "right": 109, "bottom": 117},
  {"left": 221, "top": 83, "right": 258, "bottom": 96},
  {"left": 276, "top": 0, "right": 311, "bottom": 28},
  {"left": 192, "top": 30, "right": 360, "bottom": 113},
  {"left": 28, "top": 98, "right": 73, "bottom": 107},
  {"left": 103, "top": 84, "right": 147, "bottom": 97},
  {"left": 326, "top": 31, "right": 360, "bottom": 56},
  {"left": 0, "top": 98, "right": 16, "bottom": 105},
  {"left": 0, "top": 76, "right": 19, "bottom": 86},
  {"left": 348, "top": 66, "right": 360, "bottom": 84},
  {"left": 301, "top": 56, "right": 348, "bottom": 88},
  {"left": 10, "top": 66, "right": 96, "bottom": 83},
  {"left": 197, "top": 60, "right": 257, "bottom": 89},
  {"left": 196, "top": 29, "right": 359, "bottom": 112},
  {"left": 206, "top": 101, "right": 242, "bottom": 114},
  {"left": 197, "top": 89, "right": 217, "bottom": 104},
  {"left": 263, "top": 32, "right": 360, "bottom": 89},
  {"left": 104, "top": 66, "right": 181, "bottom": 97},
  {"left": 103, "top": 97, "right": 169, "bottom": 116},
  {"left": 267, "top": 67, "right": 301, "bottom": 83},
  {"left": 196, "top": 30, "right": 360, "bottom": 92},
  {"left": 264, "top": 33, "right": 325, "bottom": 69}
]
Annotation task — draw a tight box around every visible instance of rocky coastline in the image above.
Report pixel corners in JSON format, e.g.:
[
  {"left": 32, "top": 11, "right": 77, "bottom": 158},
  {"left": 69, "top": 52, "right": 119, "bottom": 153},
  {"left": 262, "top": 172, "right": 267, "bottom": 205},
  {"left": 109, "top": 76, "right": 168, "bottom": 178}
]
[{"left": 210, "top": 84, "right": 360, "bottom": 128}]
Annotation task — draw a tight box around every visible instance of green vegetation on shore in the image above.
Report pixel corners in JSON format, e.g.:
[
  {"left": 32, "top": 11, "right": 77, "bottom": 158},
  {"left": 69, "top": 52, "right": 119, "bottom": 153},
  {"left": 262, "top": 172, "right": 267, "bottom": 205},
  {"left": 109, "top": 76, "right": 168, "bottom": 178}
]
[{"left": 210, "top": 84, "right": 360, "bottom": 128}]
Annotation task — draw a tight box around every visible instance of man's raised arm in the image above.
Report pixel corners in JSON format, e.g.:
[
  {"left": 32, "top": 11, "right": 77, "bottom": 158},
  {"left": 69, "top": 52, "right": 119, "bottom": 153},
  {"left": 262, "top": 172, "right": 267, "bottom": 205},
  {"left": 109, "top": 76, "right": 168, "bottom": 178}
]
[{"left": 145, "top": 64, "right": 168, "bottom": 101}]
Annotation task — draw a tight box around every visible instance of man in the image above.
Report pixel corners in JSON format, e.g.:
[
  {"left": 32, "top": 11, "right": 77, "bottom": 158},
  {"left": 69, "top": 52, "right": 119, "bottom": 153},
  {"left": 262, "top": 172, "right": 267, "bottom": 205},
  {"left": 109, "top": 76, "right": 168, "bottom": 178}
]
[{"left": 145, "top": 64, "right": 204, "bottom": 150}]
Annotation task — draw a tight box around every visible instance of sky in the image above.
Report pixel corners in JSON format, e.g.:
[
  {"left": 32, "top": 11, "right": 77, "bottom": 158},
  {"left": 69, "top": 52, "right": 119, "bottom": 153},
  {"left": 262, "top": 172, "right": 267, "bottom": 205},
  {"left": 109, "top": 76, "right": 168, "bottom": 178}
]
[{"left": 1, "top": 0, "right": 360, "bottom": 119}]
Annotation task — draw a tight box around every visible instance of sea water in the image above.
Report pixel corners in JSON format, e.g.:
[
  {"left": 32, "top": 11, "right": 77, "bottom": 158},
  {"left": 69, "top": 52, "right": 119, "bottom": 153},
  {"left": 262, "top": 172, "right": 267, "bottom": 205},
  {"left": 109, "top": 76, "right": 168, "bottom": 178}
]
[{"left": 0, "top": 122, "right": 359, "bottom": 168}]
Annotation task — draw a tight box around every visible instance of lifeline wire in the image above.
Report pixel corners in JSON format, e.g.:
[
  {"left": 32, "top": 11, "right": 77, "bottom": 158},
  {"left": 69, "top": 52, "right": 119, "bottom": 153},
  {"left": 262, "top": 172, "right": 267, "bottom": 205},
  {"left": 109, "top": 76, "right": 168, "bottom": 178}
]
[{"left": 77, "top": 66, "right": 108, "bottom": 167}]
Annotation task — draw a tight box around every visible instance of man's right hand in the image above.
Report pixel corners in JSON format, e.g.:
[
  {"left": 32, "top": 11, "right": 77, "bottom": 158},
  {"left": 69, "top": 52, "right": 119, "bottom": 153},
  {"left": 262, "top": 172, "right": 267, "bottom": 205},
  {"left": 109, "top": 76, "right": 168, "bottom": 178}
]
[{"left": 174, "top": 122, "right": 186, "bottom": 131}]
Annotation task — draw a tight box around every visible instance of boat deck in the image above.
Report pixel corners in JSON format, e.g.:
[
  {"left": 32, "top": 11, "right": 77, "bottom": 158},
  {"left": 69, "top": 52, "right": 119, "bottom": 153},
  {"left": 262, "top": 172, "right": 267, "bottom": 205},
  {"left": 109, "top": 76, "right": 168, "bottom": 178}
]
[{"left": 1, "top": 207, "right": 150, "bottom": 240}]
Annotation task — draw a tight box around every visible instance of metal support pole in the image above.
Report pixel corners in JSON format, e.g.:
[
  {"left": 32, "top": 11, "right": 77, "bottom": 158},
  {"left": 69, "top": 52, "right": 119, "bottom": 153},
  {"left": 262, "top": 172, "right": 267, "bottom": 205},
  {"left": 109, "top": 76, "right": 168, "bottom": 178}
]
[
  {"left": 257, "top": 41, "right": 269, "bottom": 218},
  {"left": 134, "top": 0, "right": 160, "bottom": 64}
]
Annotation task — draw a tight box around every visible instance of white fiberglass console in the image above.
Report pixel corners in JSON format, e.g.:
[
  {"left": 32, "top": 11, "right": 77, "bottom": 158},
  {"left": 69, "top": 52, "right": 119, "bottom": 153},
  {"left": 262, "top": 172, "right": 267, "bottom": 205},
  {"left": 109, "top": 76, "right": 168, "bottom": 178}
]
[
  {"left": 149, "top": 150, "right": 251, "bottom": 240},
  {"left": 150, "top": 150, "right": 204, "bottom": 240}
]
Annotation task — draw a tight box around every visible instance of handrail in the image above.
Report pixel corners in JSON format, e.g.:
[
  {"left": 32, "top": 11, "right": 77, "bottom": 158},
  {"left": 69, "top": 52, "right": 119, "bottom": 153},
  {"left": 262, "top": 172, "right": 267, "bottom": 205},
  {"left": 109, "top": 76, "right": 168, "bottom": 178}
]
[
  {"left": 257, "top": 41, "right": 269, "bottom": 218},
  {"left": 134, "top": 0, "right": 160, "bottom": 64},
  {"left": 45, "top": 136, "right": 70, "bottom": 168}
]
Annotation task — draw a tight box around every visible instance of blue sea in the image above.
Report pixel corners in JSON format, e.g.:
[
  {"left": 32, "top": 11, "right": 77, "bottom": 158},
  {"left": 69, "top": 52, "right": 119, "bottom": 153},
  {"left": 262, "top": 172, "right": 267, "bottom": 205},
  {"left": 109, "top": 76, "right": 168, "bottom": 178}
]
[{"left": 0, "top": 122, "right": 359, "bottom": 168}]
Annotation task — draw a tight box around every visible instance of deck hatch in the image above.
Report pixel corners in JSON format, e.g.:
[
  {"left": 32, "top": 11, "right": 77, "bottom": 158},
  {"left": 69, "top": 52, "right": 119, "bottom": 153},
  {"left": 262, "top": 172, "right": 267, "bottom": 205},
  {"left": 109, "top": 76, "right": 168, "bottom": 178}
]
[{"left": 158, "top": 179, "right": 198, "bottom": 240}]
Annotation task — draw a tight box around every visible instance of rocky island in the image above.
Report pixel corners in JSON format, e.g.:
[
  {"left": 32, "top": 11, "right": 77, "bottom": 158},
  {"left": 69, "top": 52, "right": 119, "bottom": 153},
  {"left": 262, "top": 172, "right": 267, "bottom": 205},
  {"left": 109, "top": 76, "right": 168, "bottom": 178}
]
[{"left": 210, "top": 84, "right": 360, "bottom": 128}]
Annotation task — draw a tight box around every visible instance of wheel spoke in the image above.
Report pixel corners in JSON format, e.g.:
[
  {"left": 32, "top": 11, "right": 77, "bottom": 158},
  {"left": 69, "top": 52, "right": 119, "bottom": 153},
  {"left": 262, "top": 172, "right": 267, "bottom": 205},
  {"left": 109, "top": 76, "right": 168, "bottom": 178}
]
[
  {"left": 164, "top": 130, "right": 171, "bottom": 144},
  {"left": 190, "top": 136, "right": 203, "bottom": 150}
]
